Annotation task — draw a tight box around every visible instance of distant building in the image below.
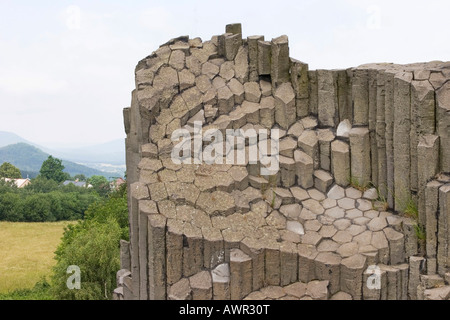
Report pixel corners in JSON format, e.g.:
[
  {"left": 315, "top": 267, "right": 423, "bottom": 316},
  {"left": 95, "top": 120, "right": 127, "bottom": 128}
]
[
  {"left": 2, "top": 178, "right": 31, "bottom": 188},
  {"left": 63, "top": 180, "right": 93, "bottom": 188},
  {"left": 111, "top": 177, "right": 126, "bottom": 190}
]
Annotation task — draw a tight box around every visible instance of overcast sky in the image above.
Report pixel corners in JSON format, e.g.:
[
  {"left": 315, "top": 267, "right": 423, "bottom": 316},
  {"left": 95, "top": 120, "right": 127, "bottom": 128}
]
[{"left": 0, "top": 0, "right": 449, "bottom": 148}]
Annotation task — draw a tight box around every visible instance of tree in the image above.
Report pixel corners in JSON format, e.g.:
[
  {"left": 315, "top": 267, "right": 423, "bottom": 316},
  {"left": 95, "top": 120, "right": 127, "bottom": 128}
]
[
  {"left": 52, "top": 187, "right": 128, "bottom": 300},
  {"left": 39, "top": 156, "right": 67, "bottom": 183},
  {"left": 88, "top": 175, "right": 111, "bottom": 197},
  {"left": 73, "top": 174, "right": 87, "bottom": 182},
  {"left": 0, "top": 162, "right": 22, "bottom": 179},
  {"left": 25, "top": 176, "right": 59, "bottom": 193}
]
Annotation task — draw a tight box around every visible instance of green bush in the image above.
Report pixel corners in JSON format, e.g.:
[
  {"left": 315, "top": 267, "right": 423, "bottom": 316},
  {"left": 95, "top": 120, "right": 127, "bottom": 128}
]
[
  {"left": 52, "top": 218, "right": 122, "bottom": 300},
  {"left": 0, "top": 193, "right": 22, "bottom": 221},
  {"left": 0, "top": 181, "right": 101, "bottom": 222},
  {"left": 0, "top": 278, "right": 52, "bottom": 300},
  {"left": 51, "top": 186, "right": 128, "bottom": 300}
]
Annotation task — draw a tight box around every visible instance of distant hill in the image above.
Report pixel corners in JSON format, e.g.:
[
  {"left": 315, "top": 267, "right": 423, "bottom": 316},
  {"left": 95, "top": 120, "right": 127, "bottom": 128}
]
[
  {"left": 0, "top": 131, "right": 125, "bottom": 176},
  {"left": 51, "top": 139, "right": 125, "bottom": 165},
  {"left": 0, "top": 131, "right": 34, "bottom": 148},
  {"left": 0, "top": 143, "right": 119, "bottom": 179}
]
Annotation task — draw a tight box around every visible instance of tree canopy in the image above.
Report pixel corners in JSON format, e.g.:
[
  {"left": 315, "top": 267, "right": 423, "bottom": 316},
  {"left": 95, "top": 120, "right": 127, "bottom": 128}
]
[
  {"left": 0, "top": 162, "right": 22, "bottom": 179},
  {"left": 39, "top": 156, "right": 69, "bottom": 183},
  {"left": 88, "top": 175, "right": 111, "bottom": 197}
]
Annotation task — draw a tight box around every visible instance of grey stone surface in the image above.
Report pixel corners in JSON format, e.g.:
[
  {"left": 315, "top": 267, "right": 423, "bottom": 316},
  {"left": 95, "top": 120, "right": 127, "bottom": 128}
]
[
  {"left": 340, "top": 254, "right": 367, "bottom": 300},
  {"left": 438, "top": 184, "right": 450, "bottom": 276},
  {"left": 271, "top": 35, "right": 290, "bottom": 86},
  {"left": 189, "top": 271, "right": 212, "bottom": 300},
  {"left": 124, "top": 28, "right": 450, "bottom": 301},
  {"left": 294, "top": 150, "right": 314, "bottom": 189},
  {"left": 317, "top": 70, "right": 338, "bottom": 127},
  {"left": 275, "top": 83, "right": 296, "bottom": 130},
  {"left": 230, "top": 249, "right": 252, "bottom": 300},
  {"left": 331, "top": 140, "right": 350, "bottom": 187},
  {"left": 212, "top": 263, "right": 230, "bottom": 300},
  {"left": 418, "top": 135, "right": 440, "bottom": 227},
  {"left": 436, "top": 82, "right": 450, "bottom": 172},
  {"left": 349, "top": 127, "right": 371, "bottom": 188},
  {"left": 258, "top": 40, "right": 271, "bottom": 75},
  {"left": 168, "top": 278, "right": 192, "bottom": 300}
]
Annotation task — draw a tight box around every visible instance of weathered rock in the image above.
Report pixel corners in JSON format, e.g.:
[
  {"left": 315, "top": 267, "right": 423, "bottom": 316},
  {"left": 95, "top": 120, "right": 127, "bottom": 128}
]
[
  {"left": 298, "top": 130, "right": 319, "bottom": 169},
  {"left": 424, "top": 286, "right": 450, "bottom": 300},
  {"left": 212, "top": 263, "right": 230, "bottom": 300},
  {"left": 331, "top": 140, "right": 350, "bottom": 187},
  {"left": 217, "top": 85, "right": 235, "bottom": 115},
  {"left": 352, "top": 69, "right": 369, "bottom": 126},
  {"left": 264, "top": 241, "right": 281, "bottom": 286},
  {"left": 148, "top": 214, "right": 167, "bottom": 300},
  {"left": 383, "top": 227, "right": 405, "bottom": 265},
  {"left": 247, "top": 35, "right": 264, "bottom": 81},
  {"left": 298, "top": 244, "right": 318, "bottom": 282},
  {"left": 280, "top": 242, "right": 298, "bottom": 286},
  {"left": 257, "top": 40, "right": 271, "bottom": 75},
  {"left": 340, "top": 254, "right": 367, "bottom": 300},
  {"left": 306, "top": 280, "right": 330, "bottom": 300},
  {"left": 308, "top": 71, "right": 318, "bottom": 115},
  {"left": 425, "top": 180, "right": 442, "bottom": 274},
  {"left": 328, "top": 185, "right": 346, "bottom": 200},
  {"left": 408, "top": 256, "right": 425, "bottom": 300},
  {"left": 168, "top": 278, "right": 192, "bottom": 300},
  {"left": 337, "top": 119, "right": 352, "bottom": 138},
  {"left": 240, "top": 237, "right": 265, "bottom": 291},
  {"left": 314, "top": 170, "right": 333, "bottom": 193},
  {"left": 189, "top": 271, "right": 212, "bottom": 300},
  {"left": 182, "top": 223, "right": 203, "bottom": 278},
  {"left": 438, "top": 184, "right": 450, "bottom": 276},
  {"left": 294, "top": 150, "right": 314, "bottom": 189},
  {"left": 120, "top": 240, "right": 131, "bottom": 271},
  {"left": 330, "top": 291, "right": 353, "bottom": 300},
  {"left": 314, "top": 252, "right": 341, "bottom": 294},
  {"left": 418, "top": 135, "right": 440, "bottom": 227},
  {"left": 436, "top": 82, "right": 450, "bottom": 172},
  {"left": 227, "top": 78, "right": 244, "bottom": 105},
  {"left": 234, "top": 46, "right": 249, "bottom": 83},
  {"left": 317, "top": 70, "right": 338, "bottom": 127},
  {"left": 349, "top": 127, "right": 371, "bottom": 188},
  {"left": 279, "top": 156, "right": 296, "bottom": 188},
  {"left": 243, "top": 82, "right": 261, "bottom": 103},
  {"left": 317, "top": 129, "right": 335, "bottom": 171},
  {"left": 301, "top": 116, "right": 318, "bottom": 130},
  {"left": 275, "top": 83, "right": 296, "bottom": 130},
  {"left": 393, "top": 72, "right": 413, "bottom": 212},
  {"left": 271, "top": 35, "right": 290, "bottom": 86}
]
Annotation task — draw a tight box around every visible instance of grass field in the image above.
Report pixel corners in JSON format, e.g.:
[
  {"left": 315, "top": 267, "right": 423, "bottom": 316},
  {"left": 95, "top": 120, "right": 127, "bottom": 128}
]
[{"left": 0, "top": 221, "right": 73, "bottom": 294}]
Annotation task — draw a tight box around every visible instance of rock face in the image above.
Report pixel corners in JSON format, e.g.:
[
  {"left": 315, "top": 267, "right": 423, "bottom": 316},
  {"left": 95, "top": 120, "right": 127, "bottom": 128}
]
[{"left": 118, "top": 23, "right": 450, "bottom": 301}]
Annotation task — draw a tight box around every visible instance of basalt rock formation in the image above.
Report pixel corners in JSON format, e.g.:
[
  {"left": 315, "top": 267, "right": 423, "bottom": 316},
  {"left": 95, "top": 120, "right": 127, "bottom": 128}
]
[{"left": 114, "top": 24, "right": 450, "bottom": 300}]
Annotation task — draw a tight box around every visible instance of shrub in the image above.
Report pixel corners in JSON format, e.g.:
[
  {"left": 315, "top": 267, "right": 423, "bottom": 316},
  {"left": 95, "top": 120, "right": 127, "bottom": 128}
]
[
  {"left": 51, "top": 187, "right": 128, "bottom": 300},
  {"left": 51, "top": 218, "right": 122, "bottom": 300}
]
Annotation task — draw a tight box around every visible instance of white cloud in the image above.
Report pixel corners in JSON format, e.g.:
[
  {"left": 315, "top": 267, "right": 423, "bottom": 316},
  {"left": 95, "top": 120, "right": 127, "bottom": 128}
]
[
  {"left": 139, "top": 7, "right": 176, "bottom": 34},
  {"left": 64, "top": 5, "right": 82, "bottom": 30},
  {"left": 0, "top": 74, "right": 67, "bottom": 95}
]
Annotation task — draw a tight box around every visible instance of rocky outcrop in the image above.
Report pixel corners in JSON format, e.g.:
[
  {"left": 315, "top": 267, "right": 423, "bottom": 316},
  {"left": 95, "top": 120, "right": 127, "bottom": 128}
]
[{"left": 114, "top": 24, "right": 450, "bottom": 301}]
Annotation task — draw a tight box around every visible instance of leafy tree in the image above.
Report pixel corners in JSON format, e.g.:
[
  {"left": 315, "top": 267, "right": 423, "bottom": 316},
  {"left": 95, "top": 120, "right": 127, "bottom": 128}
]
[
  {"left": 73, "top": 174, "right": 87, "bottom": 182},
  {"left": 0, "top": 193, "right": 22, "bottom": 221},
  {"left": 52, "top": 218, "right": 122, "bottom": 300},
  {"left": 52, "top": 186, "right": 128, "bottom": 300},
  {"left": 39, "top": 156, "right": 68, "bottom": 183},
  {"left": 0, "top": 178, "right": 18, "bottom": 192},
  {"left": 25, "top": 177, "right": 59, "bottom": 193},
  {"left": 88, "top": 175, "right": 111, "bottom": 197},
  {"left": 0, "top": 162, "right": 22, "bottom": 179}
]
